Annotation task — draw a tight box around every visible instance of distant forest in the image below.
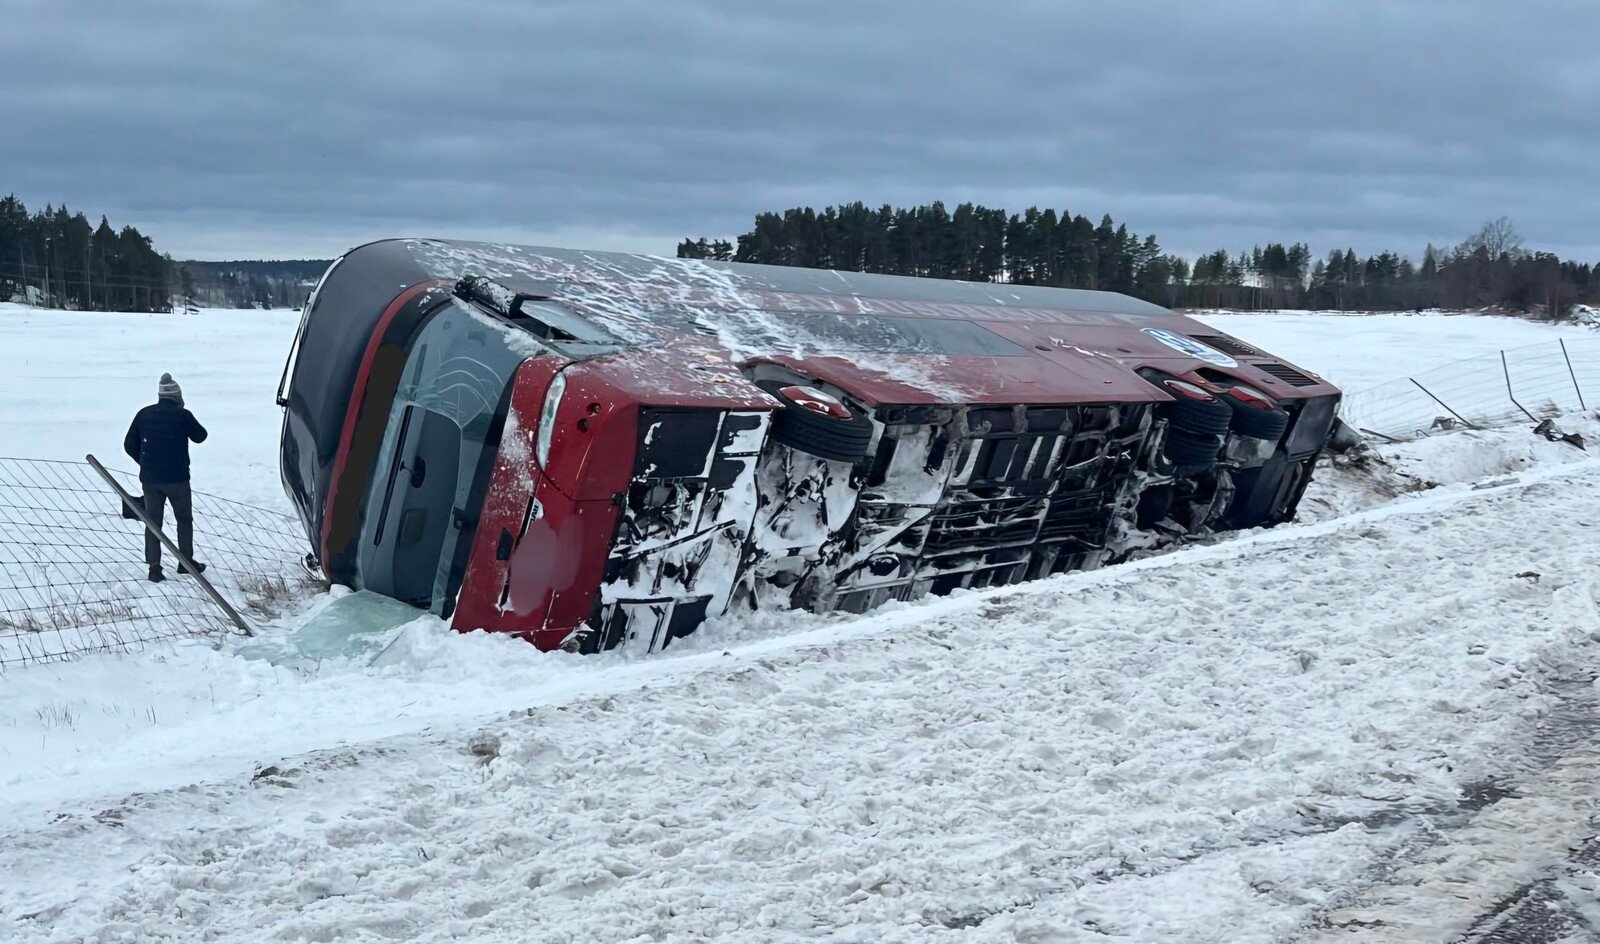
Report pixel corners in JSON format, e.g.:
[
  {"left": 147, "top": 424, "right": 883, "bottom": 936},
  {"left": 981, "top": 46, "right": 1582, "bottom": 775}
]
[
  {"left": 680, "top": 204, "right": 1599, "bottom": 317},
  {"left": 7, "top": 191, "right": 1594, "bottom": 317},
  {"left": 179, "top": 259, "right": 329, "bottom": 310},
  {"left": 0, "top": 194, "right": 329, "bottom": 313}
]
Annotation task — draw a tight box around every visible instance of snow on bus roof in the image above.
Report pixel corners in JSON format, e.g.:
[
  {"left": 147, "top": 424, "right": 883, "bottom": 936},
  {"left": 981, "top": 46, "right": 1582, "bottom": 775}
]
[
  {"left": 396, "top": 238, "right": 1205, "bottom": 404},
  {"left": 403, "top": 238, "right": 1170, "bottom": 336}
]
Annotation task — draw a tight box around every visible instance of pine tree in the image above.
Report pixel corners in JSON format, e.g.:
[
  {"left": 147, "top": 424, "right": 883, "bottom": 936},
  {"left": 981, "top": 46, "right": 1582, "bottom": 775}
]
[
  {"left": 975, "top": 207, "right": 1007, "bottom": 283},
  {"left": 1094, "top": 215, "right": 1119, "bottom": 289},
  {"left": 676, "top": 237, "right": 714, "bottom": 259},
  {"left": 1066, "top": 216, "right": 1098, "bottom": 289}
]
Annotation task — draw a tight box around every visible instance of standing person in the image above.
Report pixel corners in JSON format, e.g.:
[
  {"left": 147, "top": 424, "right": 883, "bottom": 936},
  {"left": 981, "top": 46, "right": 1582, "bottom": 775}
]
[{"left": 123, "top": 373, "right": 209, "bottom": 582}]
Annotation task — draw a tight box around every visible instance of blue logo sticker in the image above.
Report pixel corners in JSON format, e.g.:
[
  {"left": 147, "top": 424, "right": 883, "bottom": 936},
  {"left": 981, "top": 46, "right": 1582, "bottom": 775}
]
[{"left": 1140, "top": 328, "right": 1239, "bottom": 368}]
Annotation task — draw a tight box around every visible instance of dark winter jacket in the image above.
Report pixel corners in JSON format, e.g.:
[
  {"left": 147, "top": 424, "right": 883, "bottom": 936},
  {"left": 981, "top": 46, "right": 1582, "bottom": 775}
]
[{"left": 123, "top": 400, "right": 208, "bottom": 484}]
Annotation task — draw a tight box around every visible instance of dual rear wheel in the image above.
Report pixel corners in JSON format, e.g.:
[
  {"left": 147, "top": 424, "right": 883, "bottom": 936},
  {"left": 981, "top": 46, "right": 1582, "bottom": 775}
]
[{"left": 1153, "top": 375, "right": 1289, "bottom": 472}]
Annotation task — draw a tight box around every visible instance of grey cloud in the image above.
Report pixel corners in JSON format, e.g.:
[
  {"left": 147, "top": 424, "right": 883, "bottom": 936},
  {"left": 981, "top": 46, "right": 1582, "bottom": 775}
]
[{"left": 4, "top": 0, "right": 1596, "bottom": 261}]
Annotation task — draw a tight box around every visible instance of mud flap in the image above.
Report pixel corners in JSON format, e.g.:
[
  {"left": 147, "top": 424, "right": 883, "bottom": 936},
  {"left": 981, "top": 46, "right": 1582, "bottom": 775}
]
[{"left": 1222, "top": 455, "right": 1306, "bottom": 530}]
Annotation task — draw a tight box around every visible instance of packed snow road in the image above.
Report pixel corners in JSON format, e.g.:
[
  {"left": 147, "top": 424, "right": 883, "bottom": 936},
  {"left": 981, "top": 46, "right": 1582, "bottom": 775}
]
[{"left": 6, "top": 461, "right": 1600, "bottom": 942}]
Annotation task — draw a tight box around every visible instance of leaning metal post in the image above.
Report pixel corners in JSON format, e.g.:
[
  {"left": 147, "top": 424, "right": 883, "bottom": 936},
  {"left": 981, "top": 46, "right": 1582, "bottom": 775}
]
[
  {"left": 1500, "top": 350, "right": 1540, "bottom": 422},
  {"left": 1408, "top": 378, "right": 1479, "bottom": 430},
  {"left": 1559, "top": 338, "right": 1587, "bottom": 412},
  {"left": 84, "top": 453, "right": 254, "bottom": 637}
]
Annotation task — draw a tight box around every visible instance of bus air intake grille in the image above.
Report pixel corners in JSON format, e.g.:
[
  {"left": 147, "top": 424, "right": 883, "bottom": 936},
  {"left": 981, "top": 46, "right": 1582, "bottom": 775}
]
[
  {"left": 1190, "top": 334, "right": 1262, "bottom": 357},
  {"left": 1254, "top": 362, "right": 1319, "bottom": 387}
]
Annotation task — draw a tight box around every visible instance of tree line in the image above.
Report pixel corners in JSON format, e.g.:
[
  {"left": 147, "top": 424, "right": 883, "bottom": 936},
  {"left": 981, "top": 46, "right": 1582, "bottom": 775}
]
[
  {"left": 180, "top": 259, "right": 328, "bottom": 311},
  {"left": 0, "top": 193, "right": 328, "bottom": 313},
  {"left": 0, "top": 195, "right": 173, "bottom": 312},
  {"left": 680, "top": 205, "right": 1598, "bottom": 318}
]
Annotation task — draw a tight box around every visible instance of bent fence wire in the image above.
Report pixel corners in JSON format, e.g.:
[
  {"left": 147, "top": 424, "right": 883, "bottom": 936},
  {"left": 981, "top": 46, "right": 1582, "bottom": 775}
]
[
  {"left": 1340, "top": 335, "right": 1600, "bottom": 442},
  {"left": 0, "top": 457, "right": 314, "bottom": 666}
]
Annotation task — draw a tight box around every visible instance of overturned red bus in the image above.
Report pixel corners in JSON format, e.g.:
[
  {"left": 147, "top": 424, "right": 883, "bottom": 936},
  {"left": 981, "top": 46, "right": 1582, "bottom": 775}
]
[{"left": 277, "top": 239, "right": 1340, "bottom": 653}]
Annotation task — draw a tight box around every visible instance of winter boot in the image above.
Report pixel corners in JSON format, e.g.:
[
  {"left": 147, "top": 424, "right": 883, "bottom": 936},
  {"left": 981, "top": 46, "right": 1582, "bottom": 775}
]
[
  {"left": 148, "top": 566, "right": 165, "bottom": 583},
  {"left": 178, "top": 561, "right": 207, "bottom": 576}
]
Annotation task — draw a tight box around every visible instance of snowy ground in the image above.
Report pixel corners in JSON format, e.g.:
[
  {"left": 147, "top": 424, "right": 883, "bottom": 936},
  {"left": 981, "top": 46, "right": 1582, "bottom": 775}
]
[
  {"left": 6, "top": 456, "right": 1600, "bottom": 942},
  {"left": 1192, "top": 309, "right": 1596, "bottom": 394},
  {"left": 4, "top": 303, "right": 1600, "bottom": 941}
]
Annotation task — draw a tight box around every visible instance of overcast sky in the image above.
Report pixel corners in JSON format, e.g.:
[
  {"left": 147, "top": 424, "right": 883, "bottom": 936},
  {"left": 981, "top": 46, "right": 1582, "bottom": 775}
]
[{"left": 6, "top": 0, "right": 1596, "bottom": 262}]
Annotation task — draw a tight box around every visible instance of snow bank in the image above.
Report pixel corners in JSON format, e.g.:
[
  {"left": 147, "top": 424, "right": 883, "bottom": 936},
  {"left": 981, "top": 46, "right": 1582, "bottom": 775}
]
[
  {"left": 3, "top": 416, "right": 1592, "bottom": 828},
  {"left": 1296, "top": 415, "right": 1600, "bottom": 522},
  {"left": 5, "top": 464, "right": 1600, "bottom": 941}
]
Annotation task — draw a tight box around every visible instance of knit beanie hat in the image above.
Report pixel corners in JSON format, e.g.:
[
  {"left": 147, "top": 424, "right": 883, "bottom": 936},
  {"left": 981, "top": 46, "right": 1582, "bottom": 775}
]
[{"left": 158, "top": 373, "right": 183, "bottom": 404}]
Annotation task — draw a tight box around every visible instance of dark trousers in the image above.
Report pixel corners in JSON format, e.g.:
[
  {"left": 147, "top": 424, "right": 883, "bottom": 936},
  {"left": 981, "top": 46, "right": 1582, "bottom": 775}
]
[{"left": 143, "top": 481, "right": 194, "bottom": 569}]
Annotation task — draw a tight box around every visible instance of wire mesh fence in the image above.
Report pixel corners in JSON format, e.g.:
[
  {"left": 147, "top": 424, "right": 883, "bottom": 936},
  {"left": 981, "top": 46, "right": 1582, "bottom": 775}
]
[
  {"left": 1341, "top": 336, "right": 1600, "bottom": 442},
  {"left": 0, "top": 457, "right": 316, "bottom": 666}
]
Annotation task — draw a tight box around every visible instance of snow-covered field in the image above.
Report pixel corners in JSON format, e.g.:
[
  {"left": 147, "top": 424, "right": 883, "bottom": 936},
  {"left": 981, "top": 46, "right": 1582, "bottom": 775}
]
[
  {"left": 1192, "top": 309, "right": 1597, "bottom": 394},
  {"left": 3, "top": 303, "right": 1600, "bottom": 941},
  {"left": 0, "top": 302, "right": 298, "bottom": 511}
]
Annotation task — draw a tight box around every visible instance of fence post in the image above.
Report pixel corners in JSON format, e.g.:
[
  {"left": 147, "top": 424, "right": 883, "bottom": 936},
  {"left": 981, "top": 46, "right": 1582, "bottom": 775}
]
[
  {"left": 84, "top": 453, "right": 254, "bottom": 637},
  {"left": 1500, "top": 350, "right": 1539, "bottom": 423},
  {"left": 1559, "top": 338, "right": 1587, "bottom": 412},
  {"left": 1409, "top": 378, "right": 1479, "bottom": 430}
]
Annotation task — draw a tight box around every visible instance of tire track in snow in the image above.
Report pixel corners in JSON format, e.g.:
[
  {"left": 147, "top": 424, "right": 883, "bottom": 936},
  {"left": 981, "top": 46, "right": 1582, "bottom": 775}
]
[
  {"left": 7, "top": 467, "right": 1600, "bottom": 941},
  {"left": 1469, "top": 835, "right": 1600, "bottom": 943},
  {"left": 1297, "top": 679, "right": 1600, "bottom": 944},
  {"left": 1298, "top": 741, "right": 1600, "bottom": 943}
]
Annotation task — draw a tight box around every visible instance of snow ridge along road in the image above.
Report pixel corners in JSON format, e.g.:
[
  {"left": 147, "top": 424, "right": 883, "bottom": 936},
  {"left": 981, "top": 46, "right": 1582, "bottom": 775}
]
[
  {"left": 6, "top": 459, "right": 1600, "bottom": 941},
  {"left": 0, "top": 438, "right": 1588, "bottom": 827}
]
